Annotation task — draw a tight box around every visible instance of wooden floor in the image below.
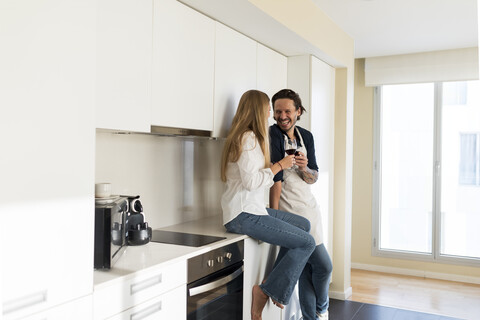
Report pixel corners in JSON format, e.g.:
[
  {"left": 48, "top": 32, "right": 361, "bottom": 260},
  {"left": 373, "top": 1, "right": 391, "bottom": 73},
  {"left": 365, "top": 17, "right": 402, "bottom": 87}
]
[{"left": 349, "top": 269, "right": 480, "bottom": 320}]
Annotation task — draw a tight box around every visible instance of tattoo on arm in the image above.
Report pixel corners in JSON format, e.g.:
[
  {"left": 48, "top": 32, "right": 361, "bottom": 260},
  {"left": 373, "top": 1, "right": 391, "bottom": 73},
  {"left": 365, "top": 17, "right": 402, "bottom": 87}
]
[{"left": 296, "top": 167, "right": 319, "bottom": 184}]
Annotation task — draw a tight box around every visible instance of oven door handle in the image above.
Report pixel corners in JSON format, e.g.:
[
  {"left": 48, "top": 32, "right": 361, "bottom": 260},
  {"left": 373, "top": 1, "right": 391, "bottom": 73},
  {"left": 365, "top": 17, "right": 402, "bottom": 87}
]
[{"left": 189, "top": 265, "right": 243, "bottom": 297}]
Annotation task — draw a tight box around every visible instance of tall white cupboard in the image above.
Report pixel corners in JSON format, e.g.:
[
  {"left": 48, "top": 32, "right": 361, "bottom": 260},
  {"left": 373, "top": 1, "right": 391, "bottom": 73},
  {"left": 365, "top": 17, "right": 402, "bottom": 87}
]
[
  {"left": 0, "top": 0, "right": 96, "bottom": 319},
  {"left": 287, "top": 55, "right": 336, "bottom": 255}
]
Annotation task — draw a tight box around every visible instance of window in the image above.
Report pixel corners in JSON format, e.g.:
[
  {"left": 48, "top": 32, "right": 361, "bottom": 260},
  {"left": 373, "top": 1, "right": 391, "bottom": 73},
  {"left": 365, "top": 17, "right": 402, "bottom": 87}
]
[
  {"left": 443, "top": 81, "right": 467, "bottom": 105},
  {"left": 459, "top": 133, "right": 479, "bottom": 185},
  {"left": 373, "top": 80, "right": 480, "bottom": 265}
]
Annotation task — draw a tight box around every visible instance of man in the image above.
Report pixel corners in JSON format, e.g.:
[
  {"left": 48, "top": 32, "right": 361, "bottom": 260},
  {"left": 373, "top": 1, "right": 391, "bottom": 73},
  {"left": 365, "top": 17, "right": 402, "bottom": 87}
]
[{"left": 269, "top": 89, "right": 332, "bottom": 320}]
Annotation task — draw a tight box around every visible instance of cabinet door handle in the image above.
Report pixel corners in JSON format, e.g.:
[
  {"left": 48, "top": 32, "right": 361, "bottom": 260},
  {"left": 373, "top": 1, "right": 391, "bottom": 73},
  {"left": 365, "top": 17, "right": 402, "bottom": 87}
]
[
  {"left": 130, "top": 301, "right": 162, "bottom": 320},
  {"left": 130, "top": 275, "right": 162, "bottom": 295},
  {"left": 189, "top": 265, "right": 243, "bottom": 297},
  {"left": 3, "top": 290, "right": 47, "bottom": 315}
]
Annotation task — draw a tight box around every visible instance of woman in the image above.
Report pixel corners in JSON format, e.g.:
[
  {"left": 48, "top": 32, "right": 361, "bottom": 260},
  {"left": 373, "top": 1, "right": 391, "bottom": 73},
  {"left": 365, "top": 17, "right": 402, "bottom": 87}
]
[{"left": 220, "top": 89, "right": 316, "bottom": 320}]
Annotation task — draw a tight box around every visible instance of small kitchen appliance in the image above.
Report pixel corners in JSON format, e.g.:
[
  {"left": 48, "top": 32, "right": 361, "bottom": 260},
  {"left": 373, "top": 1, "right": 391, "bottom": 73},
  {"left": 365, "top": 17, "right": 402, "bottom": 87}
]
[
  {"left": 125, "top": 195, "right": 152, "bottom": 246},
  {"left": 94, "top": 196, "right": 129, "bottom": 269}
]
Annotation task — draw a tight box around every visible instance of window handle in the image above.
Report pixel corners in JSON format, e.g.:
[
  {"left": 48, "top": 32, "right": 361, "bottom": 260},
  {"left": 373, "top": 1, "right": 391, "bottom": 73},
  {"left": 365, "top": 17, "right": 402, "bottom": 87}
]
[{"left": 435, "top": 161, "right": 441, "bottom": 175}]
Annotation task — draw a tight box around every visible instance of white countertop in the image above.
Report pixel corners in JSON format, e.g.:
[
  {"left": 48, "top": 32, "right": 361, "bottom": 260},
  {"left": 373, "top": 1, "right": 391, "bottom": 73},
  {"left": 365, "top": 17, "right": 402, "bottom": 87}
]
[{"left": 93, "top": 215, "right": 247, "bottom": 289}]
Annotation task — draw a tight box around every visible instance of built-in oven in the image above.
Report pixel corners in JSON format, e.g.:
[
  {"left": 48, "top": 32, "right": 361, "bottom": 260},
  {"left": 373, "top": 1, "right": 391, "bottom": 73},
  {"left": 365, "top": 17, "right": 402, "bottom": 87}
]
[{"left": 187, "top": 240, "right": 244, "bottom": 320}]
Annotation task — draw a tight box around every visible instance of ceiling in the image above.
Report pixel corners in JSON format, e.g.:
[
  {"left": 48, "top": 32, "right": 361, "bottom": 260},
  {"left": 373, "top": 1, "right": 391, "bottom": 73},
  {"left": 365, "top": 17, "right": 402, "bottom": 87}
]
[
  {"left": 180, "top": 0, "right": 477, "bottom": 65},
  {"left": 312, "top": 0, "right": 478, "bottom": 58}
]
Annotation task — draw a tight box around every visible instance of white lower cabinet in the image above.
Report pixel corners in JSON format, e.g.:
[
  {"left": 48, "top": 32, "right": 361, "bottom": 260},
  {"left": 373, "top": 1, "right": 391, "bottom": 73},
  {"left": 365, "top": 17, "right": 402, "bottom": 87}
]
[
  {"left": 243, "top": 238, "right": 282, "bottom": 320},
  {"left": 1, "top": 200, "right": 94, "bottom": 320},
  {"left": 93, "top": 260, "right": 186, "bottom": 320},
  {"left": 107, "top": 285, "right": 186, "bottom": 320},
  {"left": 20, "top": 295, "right": 93, "bottom": 320}
]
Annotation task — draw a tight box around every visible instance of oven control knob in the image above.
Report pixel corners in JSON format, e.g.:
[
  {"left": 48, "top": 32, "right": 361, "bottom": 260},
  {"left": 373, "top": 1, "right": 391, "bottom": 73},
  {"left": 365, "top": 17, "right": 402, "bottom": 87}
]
[
  {"left": 207, "top": 259, "right": 215, "bottom": 267},
  {"left": 225, "top": 252, "right": 233, "bottom": 260},
  {"left": 217, "top": 256, "right": 224, "bottom": 263}
]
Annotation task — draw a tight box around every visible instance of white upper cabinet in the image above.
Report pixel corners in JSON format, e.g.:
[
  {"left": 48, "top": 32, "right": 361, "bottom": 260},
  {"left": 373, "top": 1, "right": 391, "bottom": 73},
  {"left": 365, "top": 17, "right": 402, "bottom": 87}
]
[
  {"left": 96, "top": 0, "right": 153, "bottom": 132},
  {"left": 287, "top": 55, "right": 313, "bottom": 131},
  {"left": 256, "top": 43, "right": 287, "bottom": 127},
  {"left": 213, "top": 22, "right": 257, "bottom": 138},
  {"left": 152, "top": 0, "right": 215, "bottom": 131}
]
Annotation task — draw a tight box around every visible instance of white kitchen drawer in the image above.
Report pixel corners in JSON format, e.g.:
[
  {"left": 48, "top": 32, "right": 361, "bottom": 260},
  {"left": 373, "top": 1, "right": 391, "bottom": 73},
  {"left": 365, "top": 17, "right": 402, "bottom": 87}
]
[
  {"left": 18, "top": 295, "right": 92, "bottom": 320},
  {"left": 94, "top": 260, "right": 186, "bottom": 319},
  {"left": 107, "top": 285, "right": 186, "bottom": 320}
]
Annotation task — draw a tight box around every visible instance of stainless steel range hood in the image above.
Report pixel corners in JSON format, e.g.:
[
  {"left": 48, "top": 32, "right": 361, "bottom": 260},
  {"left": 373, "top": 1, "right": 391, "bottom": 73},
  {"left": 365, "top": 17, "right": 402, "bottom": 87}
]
[{"left": 150, "top": 125, "right": 211, "bottom": 137}]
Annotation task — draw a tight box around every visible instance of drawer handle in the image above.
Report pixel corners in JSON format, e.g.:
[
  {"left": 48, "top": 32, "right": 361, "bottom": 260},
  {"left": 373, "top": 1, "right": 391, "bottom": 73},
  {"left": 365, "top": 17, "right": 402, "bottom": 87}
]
[
  {"left": 130, "top": 301, "right": 162, "bottom": 320},
  {"left": 130, "top": 275, "right": 162, "bottom": 295},
  {"left": 3, "top": 290, "right": 47, "bottom": 315}
]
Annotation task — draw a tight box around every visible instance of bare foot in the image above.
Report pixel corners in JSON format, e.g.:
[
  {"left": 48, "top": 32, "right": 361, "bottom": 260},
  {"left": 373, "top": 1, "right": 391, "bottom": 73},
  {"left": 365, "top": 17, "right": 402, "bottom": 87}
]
[
  {"left": 252, "top": 285, "right": 268, "bottom": 320},
  {"left": 272, "top": 299, "right": 284, "bottom": 309},
  {"left": 260, "top": 279, "right": 284, "bottom": 310}
]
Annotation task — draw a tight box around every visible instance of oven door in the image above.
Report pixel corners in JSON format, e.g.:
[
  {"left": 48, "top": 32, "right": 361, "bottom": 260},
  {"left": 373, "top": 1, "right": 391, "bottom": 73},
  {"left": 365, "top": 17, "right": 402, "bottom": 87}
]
[{"left": 187, "top": 261, "right": 243, "bottom": 320}]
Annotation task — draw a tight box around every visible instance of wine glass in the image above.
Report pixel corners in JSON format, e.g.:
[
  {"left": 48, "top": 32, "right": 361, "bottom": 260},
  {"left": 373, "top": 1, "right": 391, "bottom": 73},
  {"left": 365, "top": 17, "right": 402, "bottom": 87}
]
[{"left": 285, "top": 138, "right": 297, "bottom": 156}]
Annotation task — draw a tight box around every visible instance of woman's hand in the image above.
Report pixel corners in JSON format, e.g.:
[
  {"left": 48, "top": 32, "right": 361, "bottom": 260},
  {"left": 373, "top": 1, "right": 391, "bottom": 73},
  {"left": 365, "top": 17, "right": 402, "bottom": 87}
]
[
  {"left": 270, "top": 155, "right": 295, "bottom": 175},
  {"left": 279, "top": 154, "right": 295, "bottom": 170}
]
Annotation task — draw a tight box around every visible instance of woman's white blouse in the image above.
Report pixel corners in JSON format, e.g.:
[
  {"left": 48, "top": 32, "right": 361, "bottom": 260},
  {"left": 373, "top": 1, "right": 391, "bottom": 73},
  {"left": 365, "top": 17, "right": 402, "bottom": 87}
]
[{"left": 221, "top": 131, "right": 274, "bottom": 224}]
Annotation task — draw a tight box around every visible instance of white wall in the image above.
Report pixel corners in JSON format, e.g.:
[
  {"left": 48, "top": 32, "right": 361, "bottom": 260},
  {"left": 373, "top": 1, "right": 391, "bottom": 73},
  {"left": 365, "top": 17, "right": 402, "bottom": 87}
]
[{"left": 95, "top": 132, "right": 224, "bottom": 228}]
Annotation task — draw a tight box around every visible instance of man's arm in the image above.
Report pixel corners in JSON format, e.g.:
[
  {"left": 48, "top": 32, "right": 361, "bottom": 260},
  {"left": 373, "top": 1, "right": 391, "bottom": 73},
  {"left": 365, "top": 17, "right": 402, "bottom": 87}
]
[
  {"left": 294, "top": 151, "right": 318, "bottom": 184},
  {"left": 295, "top": 129, "right": 319, "bottom": 184},
  {"left": 269, "top": 181, "right": 282, "bottom": 209},
  {"left": 296, "top": 165, "right": 318, "bottom": 184}
]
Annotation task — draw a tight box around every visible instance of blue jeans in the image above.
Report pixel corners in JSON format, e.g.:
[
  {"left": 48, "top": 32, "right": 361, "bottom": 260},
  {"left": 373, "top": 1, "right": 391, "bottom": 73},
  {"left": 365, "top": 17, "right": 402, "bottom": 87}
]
[
  {"left": 224, "top": 208, "right": 316, "bottom": 305},
  {"left": 276, "top": 244, "right": 332, "bottom": 319}
]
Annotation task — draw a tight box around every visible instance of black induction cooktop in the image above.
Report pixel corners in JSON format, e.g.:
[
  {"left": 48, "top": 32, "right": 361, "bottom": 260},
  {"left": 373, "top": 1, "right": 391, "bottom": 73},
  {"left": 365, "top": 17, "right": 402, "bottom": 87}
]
[{"left": 150, "top": 230, "right": 226, "bottom": 247}]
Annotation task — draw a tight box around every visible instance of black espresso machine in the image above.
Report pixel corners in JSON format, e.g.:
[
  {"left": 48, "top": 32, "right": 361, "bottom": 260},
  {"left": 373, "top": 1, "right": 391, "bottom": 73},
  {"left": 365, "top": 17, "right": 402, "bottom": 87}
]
[{"left": 94, "top": 195, "right": 152, "bottom": 269}]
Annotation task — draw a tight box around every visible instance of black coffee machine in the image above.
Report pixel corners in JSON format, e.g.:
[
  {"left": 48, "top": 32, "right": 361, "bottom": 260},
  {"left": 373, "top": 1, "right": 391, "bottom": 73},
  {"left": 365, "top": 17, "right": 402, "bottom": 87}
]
[{"left": 124, "top": 195, "right": 152, "bottom": 246}]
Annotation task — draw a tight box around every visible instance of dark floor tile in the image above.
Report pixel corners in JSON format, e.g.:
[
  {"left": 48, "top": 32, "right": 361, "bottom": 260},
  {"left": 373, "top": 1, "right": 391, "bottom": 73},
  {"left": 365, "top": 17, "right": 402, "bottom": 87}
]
[
  {"left": 329, "top": 299, "right": 363, "bottom": 320},
  {"left": 328, "top": 299, "right": 463, "bottom": 320},
  {"left": 352, "top": 303, "right": 397, "bottom": 320}
]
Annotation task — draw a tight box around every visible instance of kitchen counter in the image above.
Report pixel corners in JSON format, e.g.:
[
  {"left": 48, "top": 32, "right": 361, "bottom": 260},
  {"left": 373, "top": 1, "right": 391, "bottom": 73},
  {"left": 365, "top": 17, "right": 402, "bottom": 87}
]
[{"left": 93, "top": 215, "right": 247, "bottom": 289}]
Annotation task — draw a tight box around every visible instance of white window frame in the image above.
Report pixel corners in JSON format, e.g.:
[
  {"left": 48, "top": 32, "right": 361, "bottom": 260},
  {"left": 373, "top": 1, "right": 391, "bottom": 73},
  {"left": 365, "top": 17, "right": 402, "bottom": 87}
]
[{"left": 372, "top": 84, "right": 480, "bottom": 267}]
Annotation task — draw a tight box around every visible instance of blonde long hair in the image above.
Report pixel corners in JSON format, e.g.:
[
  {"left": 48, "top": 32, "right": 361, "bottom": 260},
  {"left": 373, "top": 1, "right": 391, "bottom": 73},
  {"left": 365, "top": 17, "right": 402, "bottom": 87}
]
[{"left": 221, "top": 90, "right": 271, "bottom": 182}]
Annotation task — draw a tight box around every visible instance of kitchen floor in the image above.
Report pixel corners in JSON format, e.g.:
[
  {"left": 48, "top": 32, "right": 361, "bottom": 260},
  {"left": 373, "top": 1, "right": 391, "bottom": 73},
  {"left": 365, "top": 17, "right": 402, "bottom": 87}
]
[
  {"left": 349, "top": 269, "right": 480, "bottom": 319},
  {"left": 329, "top": 298, "right": 459, "bottom": 320}
]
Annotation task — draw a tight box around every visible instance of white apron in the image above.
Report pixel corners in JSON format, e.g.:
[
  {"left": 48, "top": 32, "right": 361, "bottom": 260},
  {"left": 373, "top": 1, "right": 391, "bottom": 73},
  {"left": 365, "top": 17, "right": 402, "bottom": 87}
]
[{"left": 279, "top": 128, "right": 323, "bottom": 245}]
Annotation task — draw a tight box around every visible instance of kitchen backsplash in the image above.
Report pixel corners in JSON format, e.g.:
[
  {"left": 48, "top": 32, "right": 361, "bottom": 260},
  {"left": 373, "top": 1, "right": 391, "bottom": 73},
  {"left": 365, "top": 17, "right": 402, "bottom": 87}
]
[{"left": 95, "top": 131, "right": 225, "bottom": 228}]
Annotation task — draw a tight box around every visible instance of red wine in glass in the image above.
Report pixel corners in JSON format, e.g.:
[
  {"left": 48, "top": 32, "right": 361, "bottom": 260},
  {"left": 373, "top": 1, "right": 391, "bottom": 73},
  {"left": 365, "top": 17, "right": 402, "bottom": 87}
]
[
  {"left": 285, "top": 149, "right": 296, "bottom": 155},
  {"left": 285, "top": 138, "right": 298, "bottom": 156}
]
